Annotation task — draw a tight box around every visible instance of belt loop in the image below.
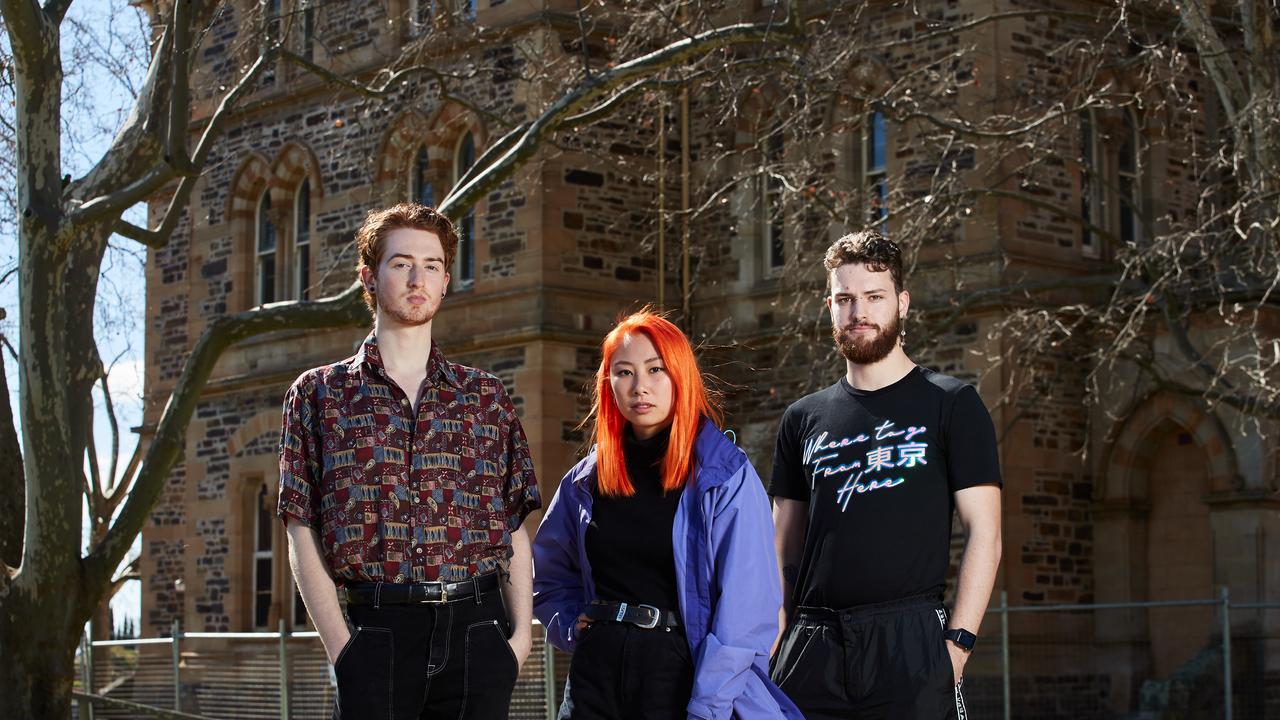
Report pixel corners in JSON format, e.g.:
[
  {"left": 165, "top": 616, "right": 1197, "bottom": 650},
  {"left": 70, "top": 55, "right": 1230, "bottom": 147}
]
[
  {"left": 373, "top": 581, "right": 383, "bottom": 610},
  {"left": 472, "top": 575, "right": 481, "bottom": 605}
]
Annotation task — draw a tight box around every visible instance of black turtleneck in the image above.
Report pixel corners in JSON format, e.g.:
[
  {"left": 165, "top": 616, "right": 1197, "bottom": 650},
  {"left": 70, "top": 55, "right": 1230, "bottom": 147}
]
[{"left": 585, "top": 425, "right": 682, "bottom": 611}]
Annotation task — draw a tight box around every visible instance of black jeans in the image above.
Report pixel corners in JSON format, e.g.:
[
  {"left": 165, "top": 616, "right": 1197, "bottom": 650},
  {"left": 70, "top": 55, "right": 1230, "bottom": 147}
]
[
  {"left": 558, "top": 621, "right": 694, "bottom": 720},
  {"left": 770, "top": 595, "right": 966, "bottom": 720},
  {"left": 332, "top": 588, "right": 519, "bottom": 720}
]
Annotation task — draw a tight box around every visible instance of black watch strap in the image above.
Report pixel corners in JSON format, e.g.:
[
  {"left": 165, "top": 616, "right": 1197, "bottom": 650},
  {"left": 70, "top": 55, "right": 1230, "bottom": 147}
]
[{"left": 944, "top": 628, "right": 977, "bottom": 651}]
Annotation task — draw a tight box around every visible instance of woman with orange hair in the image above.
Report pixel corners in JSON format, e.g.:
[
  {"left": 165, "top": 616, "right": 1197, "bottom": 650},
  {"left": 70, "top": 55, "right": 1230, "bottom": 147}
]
[{"left": 532, "top": 310, "right": 802, "bottom": 720}]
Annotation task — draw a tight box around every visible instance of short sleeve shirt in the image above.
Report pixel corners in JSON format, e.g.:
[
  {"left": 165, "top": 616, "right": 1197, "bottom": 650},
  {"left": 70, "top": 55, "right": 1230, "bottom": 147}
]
[
  {"left": 769, "top": 367, "right": 1000, "bottom": 608},
  {"left": 277, "top": 333, "right": 541, "bottom": 584}
]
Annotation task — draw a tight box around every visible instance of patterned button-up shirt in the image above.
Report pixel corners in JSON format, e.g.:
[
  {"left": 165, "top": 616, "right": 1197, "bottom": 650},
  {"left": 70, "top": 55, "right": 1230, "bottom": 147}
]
[{"left": 277, "top": 333, "right": 540, "bottom": 583}]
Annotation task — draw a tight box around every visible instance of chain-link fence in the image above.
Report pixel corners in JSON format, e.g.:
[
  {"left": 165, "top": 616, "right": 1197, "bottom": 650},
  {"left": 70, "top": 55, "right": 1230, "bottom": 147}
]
[{"left": 75, "top": 591, "right": 1279, "bottom": 719}]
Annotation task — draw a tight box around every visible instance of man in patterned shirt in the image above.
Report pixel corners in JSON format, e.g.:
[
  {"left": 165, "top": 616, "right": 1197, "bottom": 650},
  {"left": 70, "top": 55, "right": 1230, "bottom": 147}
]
[{"left": 279, "top": 203, "right": 541, "bottom": 719}]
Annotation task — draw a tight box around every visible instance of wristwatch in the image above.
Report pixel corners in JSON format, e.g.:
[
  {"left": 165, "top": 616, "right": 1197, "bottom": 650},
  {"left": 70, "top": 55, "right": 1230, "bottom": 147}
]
[{"left": 944, "top": 628, "right": 977, "bottom": 652}]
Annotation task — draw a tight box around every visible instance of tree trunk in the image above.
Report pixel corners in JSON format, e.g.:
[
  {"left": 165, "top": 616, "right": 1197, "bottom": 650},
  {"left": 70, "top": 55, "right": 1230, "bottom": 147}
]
[{"left": 0, "top": 590, "right": 81, "bottom": 720}]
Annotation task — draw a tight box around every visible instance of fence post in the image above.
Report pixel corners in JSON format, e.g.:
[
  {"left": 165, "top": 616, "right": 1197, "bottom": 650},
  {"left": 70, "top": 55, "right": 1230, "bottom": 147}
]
[
  {"left": 1000, "top": 590, "right": 1010, "bottom": 720},
  {"left": 543, "top": 636, "right": 556, "bottom": 720},
  {"left": 171, "top": 619, "right": 182, "bottom": 712},
  {"left": 82, "top": 625, "right": 95, "bottom": 720},
  {"left": 279, "top": 618, "right": 290, "bottom": 720},
  {"left": 1221, "top": 586, "right": 1232, "bottom": 720}
]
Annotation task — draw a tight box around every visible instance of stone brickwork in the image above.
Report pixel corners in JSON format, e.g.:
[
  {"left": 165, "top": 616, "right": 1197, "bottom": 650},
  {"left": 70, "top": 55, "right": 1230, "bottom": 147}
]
[
  {"left": 146, "top": 538, "right": 185, "bottom": 634},
  {"left": 195, "top": 518, "right": 231, "bottom": 631},
  {"left": 1019, "top": 469, "right": 1095, "bottom": 603}
]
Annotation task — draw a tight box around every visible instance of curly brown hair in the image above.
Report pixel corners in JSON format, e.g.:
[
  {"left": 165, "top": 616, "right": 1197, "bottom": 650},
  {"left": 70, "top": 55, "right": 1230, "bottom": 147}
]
[
  {"left": 355, "top": 203, "right": 459, "bottom": 312},
  {"left": 822, "top": 231, "right": 903, "bottom": 292}
]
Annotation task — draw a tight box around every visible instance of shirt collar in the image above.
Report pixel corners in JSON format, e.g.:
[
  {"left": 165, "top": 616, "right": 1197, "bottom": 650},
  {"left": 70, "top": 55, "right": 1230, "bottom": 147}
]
[{"left": 355, "top": 332, "right": 464, "bottom": 390}]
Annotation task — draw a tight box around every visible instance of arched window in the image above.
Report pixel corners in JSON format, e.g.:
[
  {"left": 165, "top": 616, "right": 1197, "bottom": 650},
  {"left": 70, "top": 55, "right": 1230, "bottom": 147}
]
[
  {"left": 255, "top": 191, "right": 277, "bottom": 305},
  {"left": 1118, "top": 109, "right": 1142, "bottom": 244},
  {"left": 759, "top": 124, "right": 785, "bottom": 273},
  {"left": 1077, "top": 108, "right": 1143, "bottom": 256},
  {"left": 301, "top": 0, "right": 316, "bottom": 61},
  {"left": 1080, "top": 110, "right": 1102, "bottom": 257},
  {"left": 409, "top": 0, "right": 432, "bottom": 36},
  {"left": 294, "top": 179, "right": 311, "bottom": 301},
  {"left": 252, "top": 485, "right": 273, "bottom": 629},
  {"left": 454, "top": 132, "right": 476, "bottom": 285},
  {"left": 411, "top": 146, "right": 434, "bottom": 206},
  {"left": 863, "top": 111, "right": 888, "bottom": 234}
]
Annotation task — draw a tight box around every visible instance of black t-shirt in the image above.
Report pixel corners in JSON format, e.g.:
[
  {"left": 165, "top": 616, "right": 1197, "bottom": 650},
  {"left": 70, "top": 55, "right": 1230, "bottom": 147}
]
[
  {"left": 586, "top": 427, "right": 682, "bottom": 610},
  {"left": 769, "top": 367, "right": 1001, "bottom": 608}
]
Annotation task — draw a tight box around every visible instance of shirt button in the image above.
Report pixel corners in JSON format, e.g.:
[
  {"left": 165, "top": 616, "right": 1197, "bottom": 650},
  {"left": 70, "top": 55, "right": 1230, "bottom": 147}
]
[{"left": 415, "top": 547, "right": 423, "bottom": 554}]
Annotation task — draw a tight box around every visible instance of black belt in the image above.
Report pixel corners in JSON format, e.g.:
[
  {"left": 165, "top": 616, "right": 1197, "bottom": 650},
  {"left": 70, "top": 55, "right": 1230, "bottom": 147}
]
[
  {"left": 585, "top": 601, "right": 681, "bottom": 629},
  {"left": 343, "top": 573, "right": 501, "bottom": 606}
]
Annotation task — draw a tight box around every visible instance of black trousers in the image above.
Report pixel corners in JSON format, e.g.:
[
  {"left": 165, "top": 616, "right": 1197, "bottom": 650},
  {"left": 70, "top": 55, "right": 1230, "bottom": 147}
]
[
  {"left": 770, "top": 595, "right": 966, "bottom": 720},
  {"left": 332, "top": 588, "right": 518, "bottom": 720},
  {"left": 558, "top": 622, "right": 695, "bottom": 720}
]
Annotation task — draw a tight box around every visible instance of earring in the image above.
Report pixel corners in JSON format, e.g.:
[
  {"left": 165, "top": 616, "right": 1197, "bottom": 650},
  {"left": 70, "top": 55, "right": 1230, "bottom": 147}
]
[{"left": 899, "top": 317, "right": 907, "bottom": 340}]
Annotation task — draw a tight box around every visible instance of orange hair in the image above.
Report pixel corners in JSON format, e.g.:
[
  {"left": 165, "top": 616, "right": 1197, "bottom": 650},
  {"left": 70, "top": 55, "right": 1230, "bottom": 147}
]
[{"left": 590, "top": 309, "right": 722, "bottom": 497}]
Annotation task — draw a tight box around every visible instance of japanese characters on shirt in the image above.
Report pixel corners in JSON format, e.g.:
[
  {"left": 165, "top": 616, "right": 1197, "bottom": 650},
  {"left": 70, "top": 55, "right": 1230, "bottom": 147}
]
[{"left": 804, "top": 419, "right": 930, "bottom": 511}]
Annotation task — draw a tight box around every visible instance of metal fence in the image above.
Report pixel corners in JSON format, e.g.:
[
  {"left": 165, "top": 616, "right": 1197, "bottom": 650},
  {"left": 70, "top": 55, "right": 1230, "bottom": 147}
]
[{"left": 75, "top": 590, "right": 1280, "bottom": 719}]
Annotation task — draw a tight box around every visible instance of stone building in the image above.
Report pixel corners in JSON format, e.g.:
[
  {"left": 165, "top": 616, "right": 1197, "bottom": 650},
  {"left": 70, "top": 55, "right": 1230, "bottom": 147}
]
[{"left": 138, "top": 0, "right": 1277, "bottom": 716}]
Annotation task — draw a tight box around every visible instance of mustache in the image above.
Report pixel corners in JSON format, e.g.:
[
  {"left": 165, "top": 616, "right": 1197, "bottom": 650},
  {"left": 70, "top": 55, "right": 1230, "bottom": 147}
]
[{"left": 839, "top": 322, "right": 881, "bottom": 332}]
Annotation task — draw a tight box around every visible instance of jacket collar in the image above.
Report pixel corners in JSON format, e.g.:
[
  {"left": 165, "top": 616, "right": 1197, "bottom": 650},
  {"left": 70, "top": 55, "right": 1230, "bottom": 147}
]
[{"left": 572, "top": 418, "right": 744, "bottom": 491}]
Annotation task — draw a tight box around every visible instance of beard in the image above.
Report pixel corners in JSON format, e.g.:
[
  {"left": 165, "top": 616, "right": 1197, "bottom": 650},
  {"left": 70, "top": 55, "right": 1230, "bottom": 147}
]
[
  {"left": 378, "top": 287, "right": 438, "bottom": 328},
  {"left": 832, "top": 313, "right": 901, "bottom": 365}
]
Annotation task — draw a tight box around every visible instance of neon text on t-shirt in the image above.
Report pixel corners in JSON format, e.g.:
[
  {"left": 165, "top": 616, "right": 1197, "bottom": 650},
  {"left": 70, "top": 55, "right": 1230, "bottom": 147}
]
[{"left": 804, "top": 421, "right": 930, "bottom": 511}]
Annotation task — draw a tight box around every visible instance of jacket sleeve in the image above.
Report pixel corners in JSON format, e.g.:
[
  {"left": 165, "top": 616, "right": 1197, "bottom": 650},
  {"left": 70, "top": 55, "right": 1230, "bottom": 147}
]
[
  {"left": 532, "top": 470, "right": 587, "bottom": 653},
  {"left": 687, "top": 460, "right": 784, "bottom": 720}
]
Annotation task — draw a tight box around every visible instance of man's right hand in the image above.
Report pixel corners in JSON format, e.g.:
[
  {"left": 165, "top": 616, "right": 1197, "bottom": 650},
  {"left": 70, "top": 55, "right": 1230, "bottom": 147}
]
[{"left": 324, "top": 625, "right": 353, "bottom": 666}]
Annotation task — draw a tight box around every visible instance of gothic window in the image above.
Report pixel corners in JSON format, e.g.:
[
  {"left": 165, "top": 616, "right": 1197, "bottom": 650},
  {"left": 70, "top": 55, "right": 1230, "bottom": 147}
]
[
  {"left": 411, "top": 147, "right": 434, "bottom": 206},
  {"left": 1080, "top": 110, "right": 1102, "bottom": 257},
  {"left": 862, "top": 111, "right": 888, "bottom": 234},
  {"left": 1077, "top": 107, "right": 1144, "bottom": 257},
  {"left": 301, "top": 0, "right": 316, "bottom": 61},
  {"left": 1118, "top": 109, "right": 1143, "bottom": 245},
  {"left": 454, "top": 131, "right": 476, "bottom": 285},
  {"left": 409, "top": 0, "right": 432, "bottom": 35},
  {"left": 255, "top": 191, "right": 277, "bottom": 305},
  {"left": 252, "top": 485, "right": 273, "bottom": 629},
  {"left": 758, "top": 125, "right": 785, "bottom": 273},
  {"left": 294, "top": 179, "right": 312, "bottom": 300}
]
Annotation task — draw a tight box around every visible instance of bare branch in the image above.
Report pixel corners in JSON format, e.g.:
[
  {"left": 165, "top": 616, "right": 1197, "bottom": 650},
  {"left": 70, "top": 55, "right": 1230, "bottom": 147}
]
[
  {"left": 86, "top": 282, "right": 370, "bottom": 588},
  {"left": 109, "top": 54, "right": 269, "bottom": 248},
  {"left": 107, "top": 554, "right": 140, "bottom": 596},
  {"left": 99, "top": 372, "right": 121, "bottom": 496},
  {"left": 276, "top": 49, "right": 509, "bottom": 129},
  {"left": 1174, "top": 0, "right": 1248, "bottom": 122},
  {"left": 41, "top": 0, "right": 71, "bottom": 24},
  {"left": 441, "top": 13, "right": 805, "bottom": 218}
]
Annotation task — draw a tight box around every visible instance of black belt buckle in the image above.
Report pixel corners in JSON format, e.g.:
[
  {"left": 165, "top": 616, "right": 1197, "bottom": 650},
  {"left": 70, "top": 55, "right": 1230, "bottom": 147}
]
[{"left": 622, "top": 602, "right": 661, "bottom": 629}]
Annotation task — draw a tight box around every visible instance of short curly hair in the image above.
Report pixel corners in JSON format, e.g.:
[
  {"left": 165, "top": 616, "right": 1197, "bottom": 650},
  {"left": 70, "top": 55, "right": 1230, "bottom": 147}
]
[
  {"left": 823, "top": 231, "right": 903, "bottom": 292},
  {"left": 355, "top": 203, "right": 459, "bottom": 313}
]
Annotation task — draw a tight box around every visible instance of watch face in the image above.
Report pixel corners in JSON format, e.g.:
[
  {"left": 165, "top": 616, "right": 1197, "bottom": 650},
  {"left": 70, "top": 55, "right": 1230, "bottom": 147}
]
[{"left": 947, "top": 629, "right": 976, "bottom": 650}]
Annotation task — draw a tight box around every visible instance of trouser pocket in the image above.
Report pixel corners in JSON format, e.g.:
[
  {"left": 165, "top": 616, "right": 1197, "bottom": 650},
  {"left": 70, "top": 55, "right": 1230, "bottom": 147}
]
[
  {"left": 459, "top": 619, "right": 519, "bottom": 719},
  {"left": 333, "top": 626, "right": 394, "bottom": 720}
]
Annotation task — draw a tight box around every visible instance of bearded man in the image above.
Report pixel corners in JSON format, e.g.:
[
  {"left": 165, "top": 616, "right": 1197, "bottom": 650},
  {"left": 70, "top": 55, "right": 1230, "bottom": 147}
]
[{"left": 768, "top": 232, "right": 1002, "bottom": 720}]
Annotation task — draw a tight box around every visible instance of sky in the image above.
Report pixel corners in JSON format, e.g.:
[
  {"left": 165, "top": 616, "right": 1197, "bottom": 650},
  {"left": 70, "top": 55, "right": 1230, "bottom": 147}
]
[{"left": 1, "top": 0, "right": 153, "bottom": 635}]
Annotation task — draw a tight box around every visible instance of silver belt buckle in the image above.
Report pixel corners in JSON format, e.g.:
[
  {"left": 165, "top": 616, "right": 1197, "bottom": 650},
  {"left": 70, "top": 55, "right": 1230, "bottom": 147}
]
[
  {"left": 416, "top": 582, "right": 447, "bottom": 603},
  {"left": 635, "top": 604, "right": 661, "bottom": 629}
]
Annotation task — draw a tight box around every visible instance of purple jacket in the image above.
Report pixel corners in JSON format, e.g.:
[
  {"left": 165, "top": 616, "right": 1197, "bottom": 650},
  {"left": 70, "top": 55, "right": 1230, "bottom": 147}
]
[{"left": 532, "top": 420, "right": 804, "bottom": 720}]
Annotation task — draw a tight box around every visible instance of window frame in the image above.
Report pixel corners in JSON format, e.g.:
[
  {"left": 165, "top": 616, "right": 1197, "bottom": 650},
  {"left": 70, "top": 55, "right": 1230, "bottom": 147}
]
[
  {"left": 453, "top": 131, "right": 477, "bottom": 287},
  {"left": 254, "top": 190, "right": 278, "bottom": 306}
]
